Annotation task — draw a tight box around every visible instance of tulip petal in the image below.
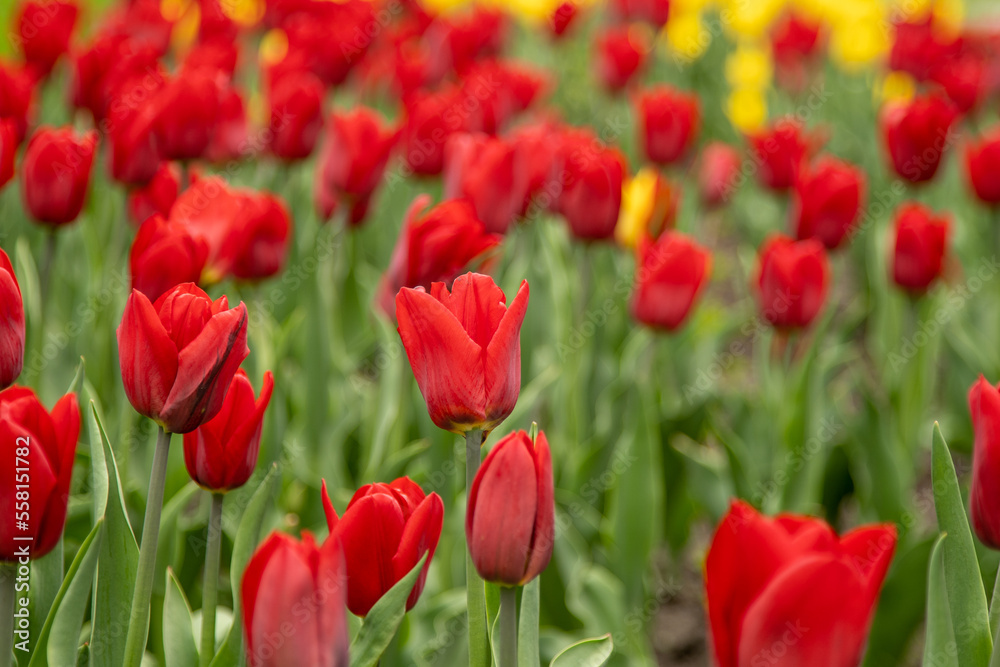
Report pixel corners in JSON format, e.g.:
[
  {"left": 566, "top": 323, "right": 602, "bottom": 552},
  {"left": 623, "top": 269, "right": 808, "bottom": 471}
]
[
  {"left": 117, "top": 289, "right": 179, "bottom": 421},
  {"left": 484, "top": 280, "right": 528, "bottom": 428},
  {"left": 392, "top": 492, "right": 443, "bottom": 611},
  {"left": 523, "top": 431, "right": 554, "bottom": 584},
  {"left": 333, "top": 492, "right": 406, "bottom": 617},
  {"left": 321, "top": 479, "right": 339, "bottom": 533}
]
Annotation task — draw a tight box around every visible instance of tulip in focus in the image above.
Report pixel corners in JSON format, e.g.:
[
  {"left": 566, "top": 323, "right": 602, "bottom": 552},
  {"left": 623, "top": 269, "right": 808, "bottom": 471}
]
[
  {"left": 20, "top": 126, "right": 98, "bottom": 226},
  {"left": 698, "top": 141, "right": 742, "bottom": 207},
  {"left": 595, "top": 25, "right": 648, "bottom": 92},
  {"left": 755, "top": 235, "right": 829, "bottom": 329},
  {"left": 706, "top": 500, "right": 896, "bottom": 667},
  {"left": 891, "top": 203, "right": 949, "bottom": 293},
  {"left": 467, "top": 429, "right": 554, "bottom": 586},
  {"left": 396, "top": 272, "right": 528, "bottom": 435},
  {"left": 323, "top": 477, "right": 444, "bottom": 617},
  {"left": 631, "top": 232, "right": 711, "bottom": 331},
  {"left": 881, "top": 92, "right": 958, "bottom": 184},
  {"left": 0, "top": 249, "right": 25, "bottom": 390},
  {"left": 965, "top": 130, "right": 1000, "bottom": 205},
  {"left": 791, "top": 156, "right": 866, "bottom": 250},
  {"left": 635, "top": 85, "right": 700, "bottom": 166}
]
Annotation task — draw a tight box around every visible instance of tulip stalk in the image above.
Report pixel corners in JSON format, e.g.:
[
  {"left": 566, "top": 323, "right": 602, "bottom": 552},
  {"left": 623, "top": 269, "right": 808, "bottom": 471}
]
[
  {"left": 123, "top": 426, "right": 172, "bottom": 667},
  {"left": 465, "top": 428, "right": 490, "bottom": 666},
  {"left": 200, "top": 493, "right": 224, "bottom": 666},
  {"left": 498, "top": 587, "right": 517, "bottom": 667},
  {"left": 1, "top": 562, "right": 14, "bottom": 667}
]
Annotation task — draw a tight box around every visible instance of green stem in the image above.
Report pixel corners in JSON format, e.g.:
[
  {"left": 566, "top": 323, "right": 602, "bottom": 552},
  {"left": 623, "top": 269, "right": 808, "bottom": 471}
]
[
  {"left": 0, "top": 562, "right": 15, "bottom": 667},
  {"left": 200, "top": 493, "right": 224, "bottom": 667},
  {"left": 123, "top": 426, "right": 172, "bottom": 667},
  {"left": 465, "top": 428, "right": 489, "bottom": 667},
  {"left": 498, "top": 587, "right": 517, "bottom": 667},
  {"left": 39, "top": 230, "right": 56, "bottom": 305}
]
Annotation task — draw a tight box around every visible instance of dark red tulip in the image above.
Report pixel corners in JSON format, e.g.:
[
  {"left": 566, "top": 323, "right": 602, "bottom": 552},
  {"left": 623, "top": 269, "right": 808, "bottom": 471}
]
[
  {"left": 595, "top": 25, "right": 648, "bottom": 92},
  {"left": 554, "top": 130, "right": 626, "bottom": 241},
  {"left": 0, "top": 249, "right": 25, "bottom": 390},
  {"left": 15, "top": 0, "right": 79, "bottom": 78},
  {"left": 791, "top": 156, "right": 866, "bottom": 250},
  {"left": 467, "top": 429, "right": 553, "bottom": 586},
  {"left": 401, "top": 85, "right": 468, "bottom": 176},
  {"left": 315, "top": 107, "right": 398, "bottom": 226},
  {"left": 154, "top": 71, "right": 221, "bottom": 161},
  {"left": 21, "top": 126, "right": 97, "bottom": 226},
  {"left": 631, "top": 232, "right": 711, "bottom": 331},
  {"left": 970, "top": 377, "right": 1000, "bottom": 549},
  {"left": 965, "top": 130, "right": 1000, "bottom": 205},
  {"left": 128, "top": 162, "right": 181, "bottom": 227},
  {"left": 755, "top": 235, "right": 829, "bottom": 329},
  {"left": 635, "top": 85, "right": 700, "bottom": 166},
  {"left": 0, "top": 387, "right": 79, "bottom": 561},
  {"left": 242, "top": 531, "right": 348, "bottom": 667},
  {"left": 396, "top": 272, "right": 528, "bottom": 434},
  {"left": 129, "top": 215, "right": 209, "bottom": 302},
  {"left": 268, "top": 70, "right": 324, "bottom": 161},
  {"left": 443, "top": 133, "right": 522, "bottom": 234},
  {"left": 698, "top": 141, "right": 742, "bottom": 207},
  {"left": 376, "top": 196, "right": 501, "bottom": 317},
  {"left": 550, "top": 2, "right": 577, "bottom": 37},
  {"left": 747, "top": 118, "right": 815, "bottom": 191},
  {"left": 184, "top": 370, "right": 273, "bottom": 492},
  {"left": 881, "top": 92, "right": 958, "bottom": 183},
  {"left": 117, "top": 283, "right": 249, "bottom": 434},
  {"left": 706, "top": 500, "right": 896, "bottom": 667},
  {"left": 0, "top": 120, "right": 16, "bottom": 191},
  {"left": 891, "top": 203, "right": 949, "bottom": 293},
  {"left": 0, "top": 60, "right": 34, "bottom": 142}
]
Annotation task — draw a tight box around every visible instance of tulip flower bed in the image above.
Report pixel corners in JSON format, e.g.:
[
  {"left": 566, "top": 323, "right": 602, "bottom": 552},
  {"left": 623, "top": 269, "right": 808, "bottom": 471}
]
[{"left": 8, "top": 0, "right": 1000, "bottom": 665}]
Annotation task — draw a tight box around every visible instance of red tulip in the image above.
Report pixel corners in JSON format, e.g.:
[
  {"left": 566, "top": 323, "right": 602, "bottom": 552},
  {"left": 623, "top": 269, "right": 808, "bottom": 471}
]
[
  {"left": 242, "top": 531, "right": 348, "bottom": 667},
  {"left": 128, "top": 162, "right": 181, "bottom": 226},
  {"left": 635, "top": 85, "right": 700, "bottom": 166},
  {"left": 706, "top": 500, "right": 896, "bottom": 667},
  {"left": 969, "top": 376, "right": 1000, "bottom": 549},
  {"left": 791, "top": 156, "right": 866, "bottom": 250},
  {"left": 965, "top": 130, "right": 1000, "bottom": 205},
  {"left": 631, "top": 232, "right": 711, "bottom": 331},
  {"left": 932, "top": 52, "right": 986, "bottom": 114},
  {"left": 891, "top": 203, "right": 949, "bottom": 293},
  {"left": 0, "top": 387, "right": 80, "bottom": 561},
  {"left": 154, "top": 71, "right": 221, "bottom": 161},
  {"left": 396, "top": 272, "right": 528, "bottom": 434},
  {"left": 510, "top": 120, "right": 561, "bottom": 217},
  {"left": 229, "top": 193, "right": 293, "bottom": 282},
  {"left": 106, "top": 66, "right": 165, "bottom": 186},
  {"left": 461, "top": 59, "right": 548, "bottom": 135},
  {"left": 184, "top": 370, "right": 273, "bottom": 492},
  {"left": 0, "top": 250, "right": 25, "bottom": 390},
  {"left": 130, "top": 215, "right": 209, "bottom": 302},
  {"left": 889, "top": 16, "right": 958, "bottom": 82},
  {"left": 443, "top": 133, "right": 522, "bottom": 234},
  {"left": 376, "top": 196, "right": 501, "bottom": 317},
  {"left": 315, "top": 107, "right": 398, "bottom": 226},
  {"left": 401, "top": 86, "right": 468, "bottom": 176},
  {"left": 323, "top": 477, "right": 444, "bottom": 617},
  {"left": 0, "top": 120, "right": 16, "bottom": 191},
  {"left": 268, "top": 70, "right": 325, "bottom": 161},
  {"left": 747, "top": 118, "right": 815, "bottom": 191},
  {"left": 595, "top": 25, "right": 649, "bottom": 92},
  {"left": 181, "top": 39, "right": 239, "bottom": 80},
  {"left": 423, "top": 6, "right": 506, "bottom": 79},
  {"left": 277, "top": 1, "right": 375, "bottom": 86},
  {"left": 881, "top": 92, "right": 958, "bottom": 184},
  {"left": 206, "top": 86, "right": 248, "bottom": 163},
  {"left": 698, "top": 141, "right": 742, "bottom": 207},
  {"left": 21, "top": 126, "right": 97, "bottom": 226},
  {"left": 550, "top": 2, "right": 577, "bottom": 37},
  {"left": 611, "top": 0, "right": 670, "bottom": 26},
  {"left": 467, "top": 429, "right": 553, "bottom": 586},
  {"left": 755, "top": 235, "right": 829, "bottom": 329},
  {"left": 14, "top": 0, "right": 79, "bottom": 78},
  {"left": 554, "top": 130, "right": 626, "bottom": 241},
  {"left": 0, "top": 60, "right": 34, "bottom": 142},
  {"left": 770, "top": 12, "right": 822, "bottom": 91},
  {"left": 117, "top": 283, "right": 249, "bottom": 434}
]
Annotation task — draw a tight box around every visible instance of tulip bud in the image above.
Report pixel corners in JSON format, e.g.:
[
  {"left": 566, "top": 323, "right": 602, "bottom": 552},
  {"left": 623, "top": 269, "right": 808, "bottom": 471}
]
[
  {"left": 21, "top": 126, "right": 98, "bottom": 226},
  {"left": 891, "top": 203, "right": 949, "bottom": 293},
  {"left": 443, "top": 132, "right": 522, "bottom": 235},
  {"left": 129, "top": 215, "right": 209, "bottom": 302},
  {"left": 128, "top": 162, "right": 181, "bottom": 227},
  {"left": 635, "top": 85, "right": 700, "bottom": 166},
  {"left": 881, "top": 92, "right": 958, "bottom": 184},
  {"left": 467, "top": 429, "right": 554, "bottom": 586},
  {"left": 15, "top": 0, "right": 78, "bottom": 78},
  {"left": 595, "top": 25, "right": 648, "bottom": 92},
  {"left": 1, "top": 387, "right": 80, "bottom": 560},
  {"left": 755, "top": 235, "right": 829, "bottom": 329},
  {"left": 631, "top": 232, "right": 711, "bottom": 331},
  {"left": 791, "top": 156, "right": 866, "bottom": 250},
  {"left": 323, "top": 477, "right": 443, "bottom": 617},
  {"left": 117, "top": 283, "right": 249, "bottom": 434},
  {"left": 396, "top": 272, "right": 528, "bottom": 434},
  {"left": 0, "top": 249, "right": 25, "bottom": 390},
  {"left": 965, "top": 130, "right": 1000, "bottom": 205},
  {"left": 242, "top": 531, "right": 349, "bottom": 667},
  {"left": 698, "top": 142, "right": 742, "bottom": 207},
  {"left": 706, "top": 500, "right": 896, "bottom": 667},
  {"left": 269, "top": 70, "right": 325, "bottom": 161}
]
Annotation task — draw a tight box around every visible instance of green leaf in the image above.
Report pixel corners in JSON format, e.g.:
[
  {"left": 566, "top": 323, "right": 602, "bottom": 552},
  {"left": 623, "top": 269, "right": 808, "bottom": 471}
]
[
  {"left": 66, "top": 358, "right": 85, "bottom": 396},
  {"left": 485, "top": 582, "right": 500, "bottom": 666},
  {"left": 163, "top": 569, "right": 199, "bottom": 667},
  {"left": 931, "top": 423, "right": 992, "bottom": 666},
  {"left": 924, "top": 534, "right": 958, "bottom": 667},
  {"left": 28, "top": 541, "right": 63, "bottom": 657},
  {"left": 89, "top": 404, "right": 140, "bottom": 667},
  {"left": 153, "top": 483, "right": 199, "bottom": 598},
  {"left": 349, "top": 553, "right": 428, "bottom": 667},
  {"left": 27, "top": 519, "right": 103, "bottom": 667},
  {"left": 517, "top": 579, "right": 540, "bottom": 667},
  {"left": 84, "top": 390, "right": 108, "bottom": 525},
  {"left": 549, "top": 635, "right": 613, "bottom": 667},
  {"left": 210, "top": 464, "right": 279, "bottom": 667}
]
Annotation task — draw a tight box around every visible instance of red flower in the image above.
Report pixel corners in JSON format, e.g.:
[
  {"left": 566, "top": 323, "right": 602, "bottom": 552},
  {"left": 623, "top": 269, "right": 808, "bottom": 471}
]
[
  {"left": 315, "top": 107, "right": 398, "bottom": 226},
  {"left": 635, "top": 85, "right": 700, "bottom": 166},
  {"left": 969, "top": 376, "right": 1000, "bottom": 549},
  {"left": 20, "top": 126, "right": 97, "bottom": 226},
  {"left": 0, "top": 249, "right": 25, "bottom": 390},
  {"left": 128, "top": 162, "right": 181, "bottom": 227},
  {"left": 881, "top": 92, "right": 958, "bottom": 184},
  {"left": 0, "top": 387, "right": 79, "bottom": 561},
  {"left": 106, "top": 66, "right": 165, "bottom": 186},
  {"left": 184, "top": 369, "right": 273, "bottom": 492},
  {"left": 401, "top": 85, "right": 468, "bottom": 176},
  {"left": 443, "top": 133, "right": 522, "bottom": 234},
  {"left": 698, "top": 141, "right": 742, "bottom": 207},
  {"left": 376, "top": 196, "right": 501, "bottom": 317},
  {"left": 747, "top": 118, "right": 816, "bottom": 191},
  {"left": 932, "top": 53, "right": 986, "bottom": 113},
  {"left": 154, "top": 71, "right": 221, "bottom": 161},
  {"left": 509, "top": 120, "right": 561, "bottom": 217},
  {"left": 706, "top": 500, "right": 896, "bottom": 667},
  {"left": 423, "top": 6, "right": 506, "bottom": 79},
  {"left": 889, "top": 16, "right": 959, "bottom": 82},
  {"left": 965, "top": 130, "right": 1000, "bottom": 205},
  {"left": 550, "top": 2, "right": 577, "bottom": 37},
  {"left": 396, "top": 272, "right": 528, "bottom": 434},
  {"left": 891, "top": 203, "right": 949, "bottom": 293},
  {"left": 15, "top": 0, "right": 79, "bottom": 78},
  {"left": 611, "top": 0, "right": 670, "bottom": 25},
  {"left": 595, "top": 25, "right": 648, "bottom": 92},
  {"left": 791, "top": 156, "right": 866, "bottom": 250},
  {"left": 117, "top": 283, "right": 249, "bottom": 434},
  {"left": 130, "top": 215, "right": 209, "bottom": 302},
  {"left": 0, "top": 120, "right": 16, "bottom": 191},
  {"left": 460, "top": 59, "right": 548, "bottom": 135},
  {"left": 242, "top": 531, "right": 348, "bottom": 667},
  {"left": 631, "top": 232, "right": 711, "bottom": 331},
  {"left": 770, "top": 12, "right": 822, "bottom": 91},
  {"left": 467, "top": 429, "right": 553, "bottom": 586},
  {"left": 323, "top": 477, "right": 444, "bottom": 617},
  {"left": 268, "top": 70, "right": 325, "bottom": 161},
  {"left": 554, "top": 130, "right": 626, "bottom": 241},
  {"left": 206, "top": 86, "right": 248, "bottom": 163},
  {"left": 0, "top": 60, "right": 34, "bottom": 142},
  {"left": 755, "top": 235, "right": 829, "bottom": 329}
]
